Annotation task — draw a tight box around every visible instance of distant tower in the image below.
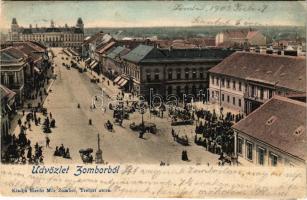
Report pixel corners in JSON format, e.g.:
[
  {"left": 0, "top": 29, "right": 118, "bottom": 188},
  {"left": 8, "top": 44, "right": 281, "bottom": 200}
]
[
  {"left": 76, "top": 17, "right": 84, "bottom": 31},
  {"left": 29, "top": 24, "right": 32, "bottom": 29},
  {"left": 10, "top": 18, "right": 20, "bottom": 41},
  {"left": 50, "top": 20, "right": 55, "bottom": 28}
]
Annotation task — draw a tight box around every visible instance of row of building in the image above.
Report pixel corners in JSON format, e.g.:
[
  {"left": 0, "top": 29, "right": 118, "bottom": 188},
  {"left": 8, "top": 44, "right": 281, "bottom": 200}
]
[
  {"left": 1, "top": 41, "right": 52, "bottom": 144},
  {"left": 85, "top": 37, "right": 306, "bottom": 167}
]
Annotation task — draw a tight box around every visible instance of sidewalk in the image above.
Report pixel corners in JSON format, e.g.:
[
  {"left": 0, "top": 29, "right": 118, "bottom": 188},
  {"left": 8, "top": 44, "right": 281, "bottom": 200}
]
[{"left": 79, "top": 59, "right": 138, "bottom": 102}]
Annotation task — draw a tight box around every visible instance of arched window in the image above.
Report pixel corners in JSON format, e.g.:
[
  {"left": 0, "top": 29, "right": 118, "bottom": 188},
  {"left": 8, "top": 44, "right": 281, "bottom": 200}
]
[
  {"left": 176, "top": 69, "right": 181, "bottom": 80},
  {"left": 176, "top": 86, "right": 181, "bottom": 96},
  {"left": 184, "top": 85, "right": 189, "bottom": 94},
  {"left": 167, "top": 86, "right": 172, "bottom": 95},
  {"left": 199, "top": 68, "right": 204, "bottom": 79},
  {"left": 192, "top": 68, "right": 197, "bottom": 79},
  {"left": 146, "top": 69, "right": 151, "bottom": 82},
  {"left": 168, "top": 68, "right": 173, "bottom": 80},
  {"left": 185, "top": 68, "right": 189, "bottom": 79},
  {"left": 154, "top": 69, "right": 160, "bottom": 80}
]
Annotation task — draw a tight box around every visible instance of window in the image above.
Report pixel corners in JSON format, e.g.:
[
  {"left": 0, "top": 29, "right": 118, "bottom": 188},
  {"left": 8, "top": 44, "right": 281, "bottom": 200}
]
[
  {"left": 268, "top": 89, "right": 273, "bottom": 98},
  {"left": 238, "top": 99, "right": 242, "bottom": 107},
  {"left": 237, "top": 137, "right": 243, "bottom": 155},
  {"left": 154, "top": 72, "right": 159, "bottom": 80},
  {"left": 239, "top": 82, "right": 242, "bottom": 91},
  {"left": 233, "top": 97, "right": 235, "bottom": 105},
  {"left": 184, "top": 85, "right": 189, "bottom": 94},
  {"left": 192, "top": 69, "right": 197, "bottom": 79},
  {"left": 260, "top": 88, "right": 264, "bottom": 100},
  {"left": 222, "top": 94, "right": 224, "bottom": 101},
  {"left": 176, "top": 86, "right": 181, "bottom": 95},
  {"left": 246, "top": 142, "right": 253, "bottom": 161},
  {"left": 167, "top": 86, "right": 172, "bottom": 94},
  {"left": 270, "top": 153, "right": 278, "bottom": 166},
  {"left": 168, "top": 69, "right": 172, "bottom": 80},
  {"left": 227, "top": 95, "right": 230, "bottom": 103},
  {"left": 185, "top": 69, "right": 189, "bottom": 80},
  {"left": 221, "top": 78, "right": 225, "bottom": 87},
  {"left": 216, "top": 78, "right": 219, "bottom": 85},
  {"left": 211, "top": 76, "right": 215, "bottom": 84},
  {"left": 146, "top": 72, "right": 151, "bottom": 82},
  {"left": 251, "top": 86, "right": 255, "bottom": 97},
  {"left": 212, "top": 91, "right": 215, "bottom": 98},
  {"left": 176, "top": 70, "right": 181, "bottom": 80},
  {"left": 233, "top": 80, "right": 236, "bottom": 90},
  {"left": 258, "top": 147, "right": 265, "bottom": 165},
  {"left": 199, "top": 69, "right": 204, "bottom": 79},
  {"left": 226, "top": 79, "right": 230, "bottom": 88}
]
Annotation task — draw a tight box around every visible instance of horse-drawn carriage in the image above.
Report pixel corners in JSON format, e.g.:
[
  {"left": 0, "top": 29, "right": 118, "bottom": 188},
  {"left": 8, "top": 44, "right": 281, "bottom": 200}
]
[
  {"left": 129, "top": 122, "right": 157, "bottom": 134},
  {"left": 79, "top": 148, "right": 94, "bottom": 164}
]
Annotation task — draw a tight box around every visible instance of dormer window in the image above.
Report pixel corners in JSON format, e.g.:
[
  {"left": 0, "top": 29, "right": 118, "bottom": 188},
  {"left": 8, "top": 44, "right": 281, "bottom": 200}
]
[
  {"left": 266, "top": 116, "right": 277, "bottom": 126},
  {"left": 294, "top": 126, "right": 304, "bottom": 136}
]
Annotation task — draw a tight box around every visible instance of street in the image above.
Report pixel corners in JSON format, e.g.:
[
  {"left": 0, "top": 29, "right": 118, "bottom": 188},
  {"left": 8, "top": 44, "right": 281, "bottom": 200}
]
[{"left": 13, "top": 48, "right": 220, "bottom": 165}]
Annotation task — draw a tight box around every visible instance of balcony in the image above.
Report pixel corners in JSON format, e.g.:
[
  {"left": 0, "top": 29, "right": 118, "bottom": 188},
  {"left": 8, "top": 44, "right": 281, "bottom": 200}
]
[{"left": 243, "top": 93, "right": 267, "bottom": 103}]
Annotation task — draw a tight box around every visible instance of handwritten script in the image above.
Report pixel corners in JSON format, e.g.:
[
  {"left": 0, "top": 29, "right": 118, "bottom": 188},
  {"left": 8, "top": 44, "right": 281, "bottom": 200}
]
[
  {"left": 171, "top": 3, "right": 269, "bottom": 13},
  {"left": 0, "top": 164, "right": 305, "bottom": 198}
]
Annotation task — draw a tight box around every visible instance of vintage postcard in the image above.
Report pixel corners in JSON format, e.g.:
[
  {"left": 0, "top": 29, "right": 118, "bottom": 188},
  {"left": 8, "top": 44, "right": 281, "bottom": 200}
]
[{"left": 0, "top": 0, "right": 306, "bottom": 198}]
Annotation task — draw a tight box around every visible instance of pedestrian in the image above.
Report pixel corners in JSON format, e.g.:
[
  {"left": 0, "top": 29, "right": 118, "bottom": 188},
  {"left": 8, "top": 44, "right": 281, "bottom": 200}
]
[
  {"left": 18, "top": 119, "right": 22, "bottom": 127},
  {"left": 46, "top": 137, "right": 50, "bottom": 148},
  {"left": 28, "top": 122, "right": 31, "bottom": 131},
  {"left": 49, "top": 112, "right": 52, "bottom": 119},
  {"left": 22, "top": 110, "right": 25, "bottom": 116},
  {"left": 38, "top": 117, "right": 41, "bottom": 124}
]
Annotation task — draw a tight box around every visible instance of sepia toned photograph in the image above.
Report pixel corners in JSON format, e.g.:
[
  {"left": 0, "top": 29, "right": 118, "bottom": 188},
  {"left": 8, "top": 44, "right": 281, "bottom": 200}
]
[{"left": 0, "top": 0, "right": 306, "bottom": 198}]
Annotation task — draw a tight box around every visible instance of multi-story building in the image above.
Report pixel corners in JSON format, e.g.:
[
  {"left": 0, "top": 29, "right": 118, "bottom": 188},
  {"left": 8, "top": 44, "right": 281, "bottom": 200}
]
[
  {"left": 0, "top": 41, "right": 50, "bottom": 106},
  {"left": 232, "top": 96, "right": 306, "bottom": 167},
  {"left": 121, "top": 45, "right": 234, "bottom": 99},
  {"left": 215, "top": 29, "right": 266, "bottom": 48},
  {"left": 8, "top": 18, "right": 84, "bottom": 48},
  {"left": 0, "top": 85, "right": 16, "bottom": 145},
  {"left": 208, "top": 52, "right": 306, "bottom": 114},
  {"left": 0, "top": 49, "right": 27, "bottom": 105},
  {"left": 103, "top": 46, "right": 130, "bottom": 82}
]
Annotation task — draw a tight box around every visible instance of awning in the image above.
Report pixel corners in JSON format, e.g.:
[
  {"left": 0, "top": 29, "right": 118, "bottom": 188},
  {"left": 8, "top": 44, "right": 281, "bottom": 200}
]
[
  {"left": 90, "top": 61, "right": 99, "bottom": 69},
  {"left": 119, "top": 79, "right": 128, "bottom": 87},
  {"left": 34, "top": 67, "right": 41, "bottom": 73},
  {"left": 6, "top": 104, "right": 12, "bottom": 111},
  {"left": 117, "top": 78, "right": 125, "bottom": 86},
  {"left": 114, "top": 76, "right": 122, "bottom": 83},
  {"left": 85, "top": 58, "right": 91, "bottom": 63}
]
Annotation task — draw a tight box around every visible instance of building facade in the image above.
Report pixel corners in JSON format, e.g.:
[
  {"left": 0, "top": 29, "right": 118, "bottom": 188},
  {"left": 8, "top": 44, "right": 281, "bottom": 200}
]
[
  {"left": 9, "top": 18, "right": 84, "bottom": 48},
  {"left": 122, "top": 45, "right": 234, "bottom": 99},
  {"left": 208, "top": 52, "right": 306, "bottom": 114},
  {"left": 215, "top": 29, "right": 266, "bottom": 48},
  {"left": 232, "top": 96, "right": 306, "bottom": 167}
]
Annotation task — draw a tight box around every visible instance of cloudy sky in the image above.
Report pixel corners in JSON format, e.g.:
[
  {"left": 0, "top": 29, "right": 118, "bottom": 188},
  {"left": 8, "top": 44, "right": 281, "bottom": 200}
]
[{"left": 0, "top": 1, "right": 306, "bottom": 29}]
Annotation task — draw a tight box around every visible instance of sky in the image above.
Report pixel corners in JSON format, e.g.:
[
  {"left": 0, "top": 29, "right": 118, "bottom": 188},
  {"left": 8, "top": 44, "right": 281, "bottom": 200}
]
[{"left": 0, "top": 1, "right": 306, "bottom": 30}]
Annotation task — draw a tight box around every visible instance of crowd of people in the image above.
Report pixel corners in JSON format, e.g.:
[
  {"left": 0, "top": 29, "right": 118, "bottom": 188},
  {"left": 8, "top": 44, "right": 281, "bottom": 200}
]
[
  {"left": 194, "top": 109, "right": 240, "bottom": 162},
  {"left": 1, "top": 130, "right": 44, "bottom": 164},
  {"left": 54, "top": 144, "right": 71, "bottom": 159}
]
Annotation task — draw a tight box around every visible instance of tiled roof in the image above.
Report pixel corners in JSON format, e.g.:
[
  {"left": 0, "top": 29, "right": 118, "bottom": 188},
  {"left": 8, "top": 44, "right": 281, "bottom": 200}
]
[
  {"left": 106, "top": 46, "right": 130, "bottom": 60},
  {"left": 123, "top": 44, "right": 235, "bottom": 64},
  {"left": 233, "top": 96, "right": 306, "bottom": 161},
  {"left": 122, "top": 45, "right": 154, "bottom": 63},
  {"left": 96, "top": 41, "right": 116, "bottom": 54},
  {"left": 83, "top": 32, "right": 106, "bottom": 44},
  {"left": 21, "top": 27, "right": 83, "bottom": 34},
  {"left": 209, "top": 52, "right": 306, "bottom": 92}
]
